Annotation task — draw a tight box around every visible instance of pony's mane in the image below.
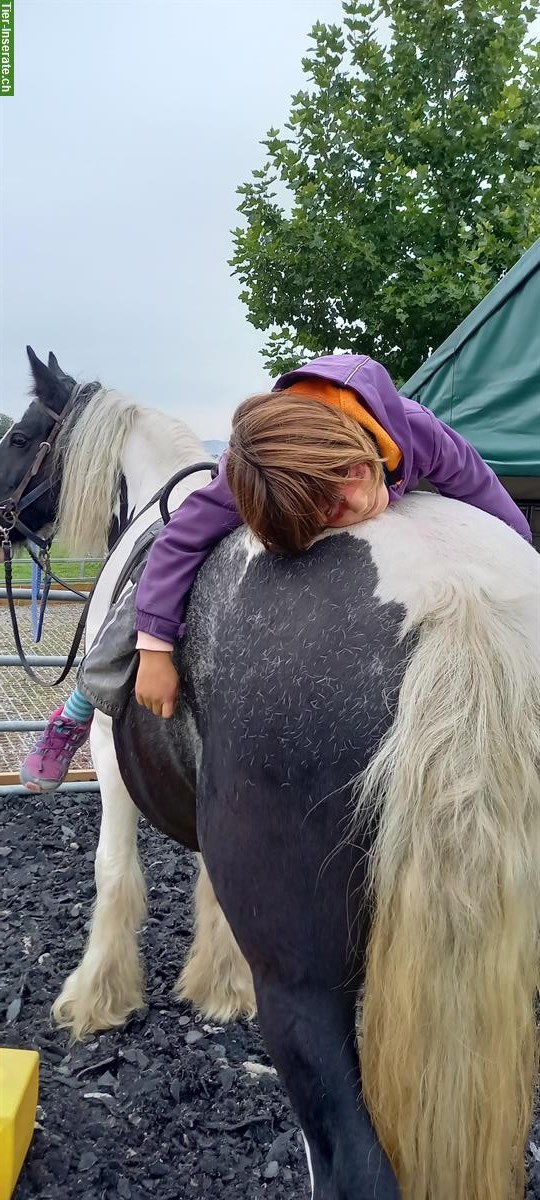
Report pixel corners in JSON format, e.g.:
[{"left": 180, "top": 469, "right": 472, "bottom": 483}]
[{"left": 54, "top": 386, "right": 205, "bottom": 555}]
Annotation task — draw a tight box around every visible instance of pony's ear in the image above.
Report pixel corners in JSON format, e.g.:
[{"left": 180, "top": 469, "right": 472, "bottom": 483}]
[
  {"left": 48, "top": 351, "right": 62, "bottom": 374},
  {"left": 27, "top": 345, "right": 51, "bottom": 386},
  {"left": 27, "top": 345, "right": 74, "bottom": 414},
  {"left": 47, "top": 351, "right": 74, "bottom": 383}
]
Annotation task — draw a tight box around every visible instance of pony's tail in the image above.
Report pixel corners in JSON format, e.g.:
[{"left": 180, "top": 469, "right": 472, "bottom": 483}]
[{"left": 355, "top": 585, "right": 540, "bottom": 1200}]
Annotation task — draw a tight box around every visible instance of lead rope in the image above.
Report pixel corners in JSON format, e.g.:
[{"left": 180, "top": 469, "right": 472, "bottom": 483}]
[{"left": 2, "top": 532, "right": 92, "bottom": 687}]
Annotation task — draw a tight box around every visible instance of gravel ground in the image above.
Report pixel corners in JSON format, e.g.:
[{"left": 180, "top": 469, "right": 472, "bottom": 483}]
[{"left": 2, "top": 787, "right": 540, "bottom": 1199}]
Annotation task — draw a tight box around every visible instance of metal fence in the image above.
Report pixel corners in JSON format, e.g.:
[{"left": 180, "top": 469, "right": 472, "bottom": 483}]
[{"left": 0, "top": 560, "right": 99, "bottom": 795}]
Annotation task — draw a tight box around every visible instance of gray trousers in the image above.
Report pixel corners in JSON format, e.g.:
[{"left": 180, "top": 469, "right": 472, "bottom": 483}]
[
  {"left": 78, "top": 581, "right": 140, "bottom": 718},
  {"left": 77, "top": 521, "right": 167, "bottom": 718}
]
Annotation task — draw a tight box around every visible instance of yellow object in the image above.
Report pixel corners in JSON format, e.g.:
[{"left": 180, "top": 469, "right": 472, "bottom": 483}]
[{"left": 0, "top": 1048, "right": 40, "bottom": 1200}]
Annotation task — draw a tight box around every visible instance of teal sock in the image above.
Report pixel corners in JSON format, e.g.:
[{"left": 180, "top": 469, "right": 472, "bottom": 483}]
[{"left": 62, "top": 688, "right": 95, "bottom": 724}]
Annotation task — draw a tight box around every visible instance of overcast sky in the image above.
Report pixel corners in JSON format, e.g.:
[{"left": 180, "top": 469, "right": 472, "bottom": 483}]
[{"left": 1, "top": 0, "right": 345, "bottom": 437}]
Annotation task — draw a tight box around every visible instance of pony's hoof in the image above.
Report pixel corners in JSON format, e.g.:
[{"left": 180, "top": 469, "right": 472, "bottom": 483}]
[
  {"left": 52, "top": 967, "right": 146, "bottom": 1041},
  {"left": 175, "top": 956, "right": 257, "bottom": 1023}
]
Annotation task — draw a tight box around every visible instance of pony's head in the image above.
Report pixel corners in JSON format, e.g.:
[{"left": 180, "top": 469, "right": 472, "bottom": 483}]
[{"left": 0, "top": 346, "right": 99, "bottom": 547}]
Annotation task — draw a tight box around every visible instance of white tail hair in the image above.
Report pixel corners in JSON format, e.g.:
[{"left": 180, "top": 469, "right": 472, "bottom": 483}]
[{"left": 354, "top": 508, "right": 540, "bottom": 1199}]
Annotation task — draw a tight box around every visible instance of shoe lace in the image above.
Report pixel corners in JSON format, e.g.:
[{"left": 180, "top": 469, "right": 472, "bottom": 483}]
[{"left": 35, "top": 719, "right": 85, "bottom": 762}]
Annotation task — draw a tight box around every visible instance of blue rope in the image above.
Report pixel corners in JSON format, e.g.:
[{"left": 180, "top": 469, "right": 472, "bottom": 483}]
[{"left": 31, "top": 558, "right": 42, "bottom": 641}]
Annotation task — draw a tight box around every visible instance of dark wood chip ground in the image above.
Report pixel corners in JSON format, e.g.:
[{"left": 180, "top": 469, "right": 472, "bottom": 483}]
[{"left": 1, "top": 788, "right": 539, "bottom": 1199}]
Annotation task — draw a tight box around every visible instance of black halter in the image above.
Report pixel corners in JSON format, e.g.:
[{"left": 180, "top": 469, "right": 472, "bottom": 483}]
[{"left": 0, "top": 397, "right": 77, "bottom": 550}]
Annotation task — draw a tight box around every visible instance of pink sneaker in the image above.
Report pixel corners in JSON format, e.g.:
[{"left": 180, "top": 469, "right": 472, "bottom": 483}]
[{"left": 20, "top": 706, "right": 93, "bottom": 793}]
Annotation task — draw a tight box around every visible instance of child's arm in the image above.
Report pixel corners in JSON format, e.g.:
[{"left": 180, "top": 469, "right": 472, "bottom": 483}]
[
  {"left": 136, "top": 454, "right": 243, "bottom": 646},
  {"left": 406, "top": 401, "right": 532, "bottom": 542}
]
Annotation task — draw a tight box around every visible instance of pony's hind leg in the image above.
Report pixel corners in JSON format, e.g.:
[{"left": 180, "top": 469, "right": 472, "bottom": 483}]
[
  {"left": 200, "top": 777, "right": 400, "bottom": 1198},
  {"left": 255, "top": 975, "right": 400, "bottom": 1200},
  {"left": 52, "top": 713, "right": 146, "bottom": 1039},
  {"left": 175, "top": 858, "right": 256, "bottom": 1021}
]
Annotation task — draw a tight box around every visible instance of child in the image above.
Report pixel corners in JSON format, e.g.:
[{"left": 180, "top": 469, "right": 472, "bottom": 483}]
[{"left": 20, "top": 353, "right": 531, "bottom": 792}]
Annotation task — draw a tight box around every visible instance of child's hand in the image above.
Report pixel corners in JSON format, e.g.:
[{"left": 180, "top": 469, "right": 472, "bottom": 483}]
[{"left": 135, "top": 650, "right": 179, "bottom": 719}]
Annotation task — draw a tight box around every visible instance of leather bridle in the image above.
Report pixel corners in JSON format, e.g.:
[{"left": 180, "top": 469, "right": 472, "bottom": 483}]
[{"left": 0, "top": 393, "right": 80, "bottom": 551}]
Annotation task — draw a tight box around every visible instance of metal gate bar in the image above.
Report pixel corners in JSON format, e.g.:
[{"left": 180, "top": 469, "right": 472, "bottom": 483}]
[
  {"left": 0, "top": 782, "right": 100, "bottom": 795},
  {"left": 0, "top": 588, "right": 86, "bottom": 602},
  {"left": 0, "top": 720, "right": 47, "bottom": 732},
  {"left": 0, "top": 655, "right": 82, "bottom": 667}
]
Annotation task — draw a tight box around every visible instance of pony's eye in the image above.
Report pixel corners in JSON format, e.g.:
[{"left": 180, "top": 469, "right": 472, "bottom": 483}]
[{"left": 10, "top": 431, "right": 28, "bottom": 448}]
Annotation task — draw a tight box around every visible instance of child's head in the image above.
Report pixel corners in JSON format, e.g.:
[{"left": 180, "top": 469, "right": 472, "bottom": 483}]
[{"left": 226, "top": 390, "right": 388, "bottom": 553}]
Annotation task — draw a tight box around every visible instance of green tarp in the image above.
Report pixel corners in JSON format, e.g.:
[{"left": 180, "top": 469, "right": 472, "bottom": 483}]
[{"left": 402, "top": 239, "right": 540, "bottom": 480}]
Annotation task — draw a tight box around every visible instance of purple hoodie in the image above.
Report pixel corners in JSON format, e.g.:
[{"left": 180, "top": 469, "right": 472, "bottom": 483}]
[{"left": 136, "top": 354, "right": 532, "bottom": 645}]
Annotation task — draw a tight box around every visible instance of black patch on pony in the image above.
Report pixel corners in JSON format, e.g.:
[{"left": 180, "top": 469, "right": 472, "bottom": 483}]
[
  {"left": 113, "top": 529, "right": 413, "bottom": 858},
  {"left": 108, "top": 475, "right": 135, "bottom": 551},
  {"left": 113, "top": 529, "right": 410, "bottom": 1196}
]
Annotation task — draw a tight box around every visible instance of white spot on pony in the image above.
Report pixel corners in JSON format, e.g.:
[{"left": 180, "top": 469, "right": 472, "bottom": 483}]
[
  {"left": 234, "top": 528, "right": 265, "bottom": 586},
  {"left": 347, "top": 490, "right": 538, "bottom": 635},
  {"left": 301, "top": 1131, "right": 315, "bottom": 1198}
]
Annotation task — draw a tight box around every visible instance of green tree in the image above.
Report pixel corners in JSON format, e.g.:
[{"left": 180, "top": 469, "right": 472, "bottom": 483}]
[
  {"left": 0, "top": 413, "right": 13, "bottom": 438},
  {"left": 231, "top": 0, "right": 540, "bottom": 383}
]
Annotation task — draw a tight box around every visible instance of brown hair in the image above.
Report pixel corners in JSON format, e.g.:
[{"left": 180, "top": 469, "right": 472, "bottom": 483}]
[{"left": 226, "top": 390, "right": 384, "bottom": 553}]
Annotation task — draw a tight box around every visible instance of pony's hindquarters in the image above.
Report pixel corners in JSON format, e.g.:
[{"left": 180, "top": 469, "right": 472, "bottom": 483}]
[{"left": 356, "top": 577, "right": 540, "bottom": 1199}]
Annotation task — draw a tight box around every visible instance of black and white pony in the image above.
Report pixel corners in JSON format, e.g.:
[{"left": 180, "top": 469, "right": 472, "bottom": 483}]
[{"left": 1, "top": 349, "right": 539, "bottom": 1200}]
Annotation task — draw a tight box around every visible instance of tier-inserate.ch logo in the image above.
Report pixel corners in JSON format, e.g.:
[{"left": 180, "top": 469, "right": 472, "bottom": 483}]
[{"left": 1, "top": 0, "right": 14, "bottom": 97}]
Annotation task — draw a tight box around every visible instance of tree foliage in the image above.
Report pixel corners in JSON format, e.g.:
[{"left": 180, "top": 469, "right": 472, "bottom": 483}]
[
  {"left": 231, "top": 0, "right": 540, "bottom": 382},
  {"left": 0, "top": 413, "right": 13, "bottom": 438}
]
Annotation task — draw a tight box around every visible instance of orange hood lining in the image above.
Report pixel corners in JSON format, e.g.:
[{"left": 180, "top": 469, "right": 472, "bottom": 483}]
[{"left": 285, "top": 379, "right": 402, "bottom": 472}]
